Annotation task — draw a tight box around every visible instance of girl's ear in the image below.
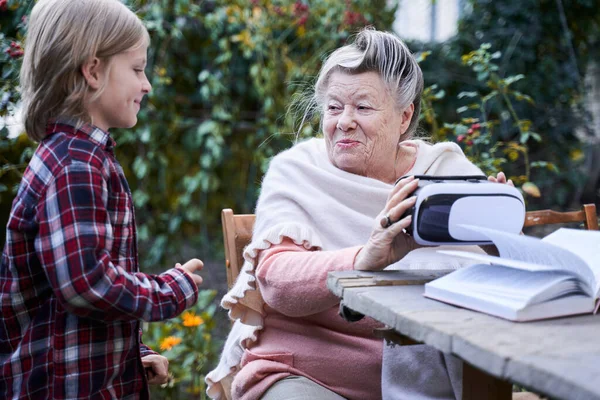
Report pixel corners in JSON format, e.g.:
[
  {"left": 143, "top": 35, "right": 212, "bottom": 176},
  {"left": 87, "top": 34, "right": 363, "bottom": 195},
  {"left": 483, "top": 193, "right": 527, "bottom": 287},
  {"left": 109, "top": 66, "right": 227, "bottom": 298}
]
[{"left": 81, "top": 57, "right": 104, "bottom": 90}]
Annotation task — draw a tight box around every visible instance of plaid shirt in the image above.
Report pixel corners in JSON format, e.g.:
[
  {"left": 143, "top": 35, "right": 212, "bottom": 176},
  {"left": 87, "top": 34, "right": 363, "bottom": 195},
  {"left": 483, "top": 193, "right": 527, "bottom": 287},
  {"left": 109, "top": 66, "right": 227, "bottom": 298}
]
[{"left": 1, "top": 121, "right": 198, "bottom": 399}]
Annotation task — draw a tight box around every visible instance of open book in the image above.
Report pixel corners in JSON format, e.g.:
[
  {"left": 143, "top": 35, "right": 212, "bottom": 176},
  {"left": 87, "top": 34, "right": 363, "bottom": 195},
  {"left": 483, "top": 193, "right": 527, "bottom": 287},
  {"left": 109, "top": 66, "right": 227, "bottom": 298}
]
[{"left": 423, "top": 226, "right": 600, "bottom": 321}]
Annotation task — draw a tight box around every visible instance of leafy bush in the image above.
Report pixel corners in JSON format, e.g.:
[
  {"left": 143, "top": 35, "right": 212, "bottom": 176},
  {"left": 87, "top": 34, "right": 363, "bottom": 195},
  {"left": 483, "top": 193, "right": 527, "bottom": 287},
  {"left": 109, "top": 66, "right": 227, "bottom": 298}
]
[
  {"left": 0, "top": 0, "right": 399, "bottom": 264},
  {"left": 418, "top": 0, "right": 600, "bottom": 207},
  {"left": 420, "top": 43, "right": 552, "bottom": 198}
]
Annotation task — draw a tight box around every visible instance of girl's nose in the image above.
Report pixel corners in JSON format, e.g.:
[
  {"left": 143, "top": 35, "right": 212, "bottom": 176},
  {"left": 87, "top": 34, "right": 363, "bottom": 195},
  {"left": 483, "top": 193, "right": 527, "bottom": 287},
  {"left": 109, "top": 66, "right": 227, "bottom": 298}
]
[{"left": 142, "top": 74, "right": 152, "bottom": 94}]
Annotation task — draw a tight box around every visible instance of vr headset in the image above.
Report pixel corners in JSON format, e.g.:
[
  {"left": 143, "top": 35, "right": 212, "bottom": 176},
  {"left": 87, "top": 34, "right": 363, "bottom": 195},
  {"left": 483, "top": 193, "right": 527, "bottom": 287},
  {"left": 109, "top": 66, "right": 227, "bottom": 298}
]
[{"left": 397, "top": 175, "right": 525, "bottom": 245}]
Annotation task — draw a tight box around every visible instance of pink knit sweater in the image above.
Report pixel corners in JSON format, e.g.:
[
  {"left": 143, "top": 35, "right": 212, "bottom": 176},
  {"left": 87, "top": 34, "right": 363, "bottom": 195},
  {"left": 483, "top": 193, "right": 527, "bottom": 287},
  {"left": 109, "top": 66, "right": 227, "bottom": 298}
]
[{"left": 231, "top": 239, "right": 383, "bottom": 400}]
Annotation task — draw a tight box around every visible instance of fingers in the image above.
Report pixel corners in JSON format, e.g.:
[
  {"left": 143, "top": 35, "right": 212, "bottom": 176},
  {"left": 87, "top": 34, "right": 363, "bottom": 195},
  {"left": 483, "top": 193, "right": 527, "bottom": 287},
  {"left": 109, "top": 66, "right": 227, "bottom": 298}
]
[
  {"left": 385, "top": 196, "right": 417, "bottom": 227},
  {"left": 190, "top": 274, "right": 203, "bottom": 287},
  {"left": 181, "top": 258, "right": 203, "bottom": 273},
  {"left": 488, "top": 172, "right": 514, "bottom": 186},
  {"left": 147, "top": 371, "right": 167, "bottom": 385},
  {"left": 178, "top": 258, "right": 204, "bottom": 288},
  {"left": 383, "top": 176, "right": 419, "bottom": 219},
  {"left": 146, "top": 368, "right": 156, "bottom": 380},
  {"left": 496, "top": 171, "right": 506, "bottom": 183},
  {"left": 389, "top": 176, "right": 418, "bottom": 202},
  {"left": 142, "top": 355, "right": 169, "bottom": 385},
  {"left": 380, "top": 176, "right": 418, "bottom": 228},
  {"left": 488, "top": 171, "right": 505, "bottom": 183},
  {"left": 385, "top": 214, "right": 412, "bottom": 237}
]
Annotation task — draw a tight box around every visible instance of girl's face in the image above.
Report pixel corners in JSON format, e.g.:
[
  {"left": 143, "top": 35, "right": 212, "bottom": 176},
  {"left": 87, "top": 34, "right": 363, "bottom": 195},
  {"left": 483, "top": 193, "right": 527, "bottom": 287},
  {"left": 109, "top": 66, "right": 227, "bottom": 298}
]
[
  {"left": 321, "top": 71, "right": 413, "bottom": 183},
  {"left": 85, "top": 44, "right": 152, "bottom": 131}
]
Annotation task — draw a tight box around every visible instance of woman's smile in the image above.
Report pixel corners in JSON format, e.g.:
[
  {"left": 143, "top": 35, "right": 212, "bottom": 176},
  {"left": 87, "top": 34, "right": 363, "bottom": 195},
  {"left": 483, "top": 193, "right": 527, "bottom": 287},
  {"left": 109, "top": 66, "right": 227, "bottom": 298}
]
[{"left": 336, "top": 139, "right": 361, "bottom": 148}]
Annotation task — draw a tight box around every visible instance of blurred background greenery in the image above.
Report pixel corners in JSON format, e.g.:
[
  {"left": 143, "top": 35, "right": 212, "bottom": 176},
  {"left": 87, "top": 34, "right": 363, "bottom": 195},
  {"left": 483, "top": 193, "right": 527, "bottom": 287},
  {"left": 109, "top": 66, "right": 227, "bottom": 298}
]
[{"left": 2, "top": 0, "right": 599, "bottom": 398}]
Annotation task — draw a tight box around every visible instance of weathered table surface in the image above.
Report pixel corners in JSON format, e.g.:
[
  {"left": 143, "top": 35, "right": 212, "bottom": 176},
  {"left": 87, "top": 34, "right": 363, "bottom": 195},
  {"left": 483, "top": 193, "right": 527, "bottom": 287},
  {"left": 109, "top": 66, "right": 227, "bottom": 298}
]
[{"left": 327, "top": 270, "right": 600, "bottom": 400}]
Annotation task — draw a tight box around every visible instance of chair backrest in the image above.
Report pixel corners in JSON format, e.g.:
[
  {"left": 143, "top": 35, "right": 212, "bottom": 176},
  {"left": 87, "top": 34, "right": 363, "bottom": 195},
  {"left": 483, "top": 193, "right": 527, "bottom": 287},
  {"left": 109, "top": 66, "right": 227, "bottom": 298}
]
[
  {"left": 524, "top": 203, "right": 599, "bottom": 230},
  {"left": 221, "top": 208, "right": 255, "bottom": 289}
]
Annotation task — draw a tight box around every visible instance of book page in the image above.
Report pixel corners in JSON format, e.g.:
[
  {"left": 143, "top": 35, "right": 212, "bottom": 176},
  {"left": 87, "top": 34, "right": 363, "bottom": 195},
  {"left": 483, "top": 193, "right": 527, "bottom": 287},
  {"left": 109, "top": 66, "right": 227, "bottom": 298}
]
[
  {"left": 542, "top": 228, "right": 600, "bottom": 296},
  {"left": 425, "top": 264, "right": 585, "bottom": 308},
  {"left": 448, "top": 225, "right": 595, "bottom": 295}
]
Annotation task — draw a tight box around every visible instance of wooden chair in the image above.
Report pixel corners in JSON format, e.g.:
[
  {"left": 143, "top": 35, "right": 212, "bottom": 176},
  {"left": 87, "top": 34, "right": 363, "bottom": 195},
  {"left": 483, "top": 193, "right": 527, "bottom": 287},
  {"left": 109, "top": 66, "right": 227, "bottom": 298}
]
[
  {"left": 219, "top": 209, "right": 256, "bottom": 399},
  {"left": 221, "top": 208, "right": 255, "bottom": 289},
  {"left": 524, "top": 203, "right": 598, "bottom": 230}
]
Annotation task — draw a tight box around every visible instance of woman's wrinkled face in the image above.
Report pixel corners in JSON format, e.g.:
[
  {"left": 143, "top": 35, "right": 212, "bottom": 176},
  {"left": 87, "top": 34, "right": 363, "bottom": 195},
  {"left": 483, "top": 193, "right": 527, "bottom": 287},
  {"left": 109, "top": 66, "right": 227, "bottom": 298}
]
[{"left": 322, "top": 71, "right": 413, "bottom": 182}]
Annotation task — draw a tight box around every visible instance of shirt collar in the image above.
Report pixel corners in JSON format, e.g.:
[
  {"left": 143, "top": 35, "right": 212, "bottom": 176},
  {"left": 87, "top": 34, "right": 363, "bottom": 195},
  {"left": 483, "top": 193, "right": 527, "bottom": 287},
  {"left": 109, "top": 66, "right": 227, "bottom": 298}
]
[{"left": 46, "top": 119, "right": 116, "bottom": 152}]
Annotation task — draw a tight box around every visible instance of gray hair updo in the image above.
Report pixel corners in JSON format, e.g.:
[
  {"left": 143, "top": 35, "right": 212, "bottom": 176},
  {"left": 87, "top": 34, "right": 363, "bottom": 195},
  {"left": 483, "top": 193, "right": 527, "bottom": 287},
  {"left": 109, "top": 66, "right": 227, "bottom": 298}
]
[{"left": 298, "top": 28, "right": 424, "bottom": 140}]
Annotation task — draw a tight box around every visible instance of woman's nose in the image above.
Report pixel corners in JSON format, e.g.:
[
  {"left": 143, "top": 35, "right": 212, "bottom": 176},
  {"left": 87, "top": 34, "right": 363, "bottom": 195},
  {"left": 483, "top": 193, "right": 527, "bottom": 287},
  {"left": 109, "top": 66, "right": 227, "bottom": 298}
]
[{"left": 337, "top": 106, "right": 357, "bottom": 131}]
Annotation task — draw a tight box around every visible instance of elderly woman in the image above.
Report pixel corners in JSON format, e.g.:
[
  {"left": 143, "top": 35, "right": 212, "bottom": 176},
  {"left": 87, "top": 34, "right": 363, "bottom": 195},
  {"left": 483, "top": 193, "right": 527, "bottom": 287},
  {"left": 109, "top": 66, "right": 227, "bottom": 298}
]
[{"left": 207, "top": 29, "right": 509, "bottom": 400}]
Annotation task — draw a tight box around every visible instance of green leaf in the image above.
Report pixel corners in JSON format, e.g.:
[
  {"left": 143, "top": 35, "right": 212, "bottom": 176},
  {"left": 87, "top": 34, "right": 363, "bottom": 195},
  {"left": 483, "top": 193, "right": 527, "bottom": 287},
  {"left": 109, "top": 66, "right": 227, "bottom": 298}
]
[
  {"left": 511, "top": 91, "right": 535, "bottom": 104},
  {"left": 132, "top": 157, "right": 148, "bottom": 179},
  {"left": 138, "top": 128, "right": 151, "bottom": 143},
  {"left": 477, "top": 71, "right": 490, "bottom": 81},
  {"left": 133, "top": 189, "right": 150, "bottom": 208},
  {"left": 198, "top": 70, "right": 210, "bottom": 82},
  {"left": 503, "top": 74, "right": 525, "bottom": 86},
  {"left": 168, "top": 216, "right": 182, "bottom": 233},
  {"left": 197, "top": 120, "right": 218, "bottom": 139},
  {"left": 433, "top": 89, "right": 445, "bottom": 100},
  {"left": 457, "top": 91, "right": 479, "bottom": 99},
  {"left": 481, "top": 91, "right": 498, "bottom": 103},
  {"left": 454, "top": 125, "right": 469, "bottom": 135}
]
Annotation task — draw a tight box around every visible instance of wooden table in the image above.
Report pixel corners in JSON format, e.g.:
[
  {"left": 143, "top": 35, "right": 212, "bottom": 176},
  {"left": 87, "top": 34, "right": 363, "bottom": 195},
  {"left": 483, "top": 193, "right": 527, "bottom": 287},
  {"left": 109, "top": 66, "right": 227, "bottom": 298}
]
[{"left": 327, "top": 270, "right": 600, "bottom": 400}]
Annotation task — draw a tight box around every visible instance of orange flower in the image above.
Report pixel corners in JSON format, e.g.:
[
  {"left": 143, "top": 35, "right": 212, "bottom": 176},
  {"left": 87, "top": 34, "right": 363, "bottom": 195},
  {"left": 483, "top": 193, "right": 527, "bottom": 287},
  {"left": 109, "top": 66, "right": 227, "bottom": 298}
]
[
  {"left": 182, "top": 311, "right": 204, "bottom": 327},
  {"left": 159, "top": 336, "right": 182, "bottom": 351}
]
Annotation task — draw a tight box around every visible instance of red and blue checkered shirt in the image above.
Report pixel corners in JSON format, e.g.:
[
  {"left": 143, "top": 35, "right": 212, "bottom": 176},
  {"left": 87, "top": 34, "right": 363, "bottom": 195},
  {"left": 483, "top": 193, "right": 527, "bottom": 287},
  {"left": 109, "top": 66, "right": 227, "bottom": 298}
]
[{"left": 1, "top": 121, "right": 199, "bottom": 399}]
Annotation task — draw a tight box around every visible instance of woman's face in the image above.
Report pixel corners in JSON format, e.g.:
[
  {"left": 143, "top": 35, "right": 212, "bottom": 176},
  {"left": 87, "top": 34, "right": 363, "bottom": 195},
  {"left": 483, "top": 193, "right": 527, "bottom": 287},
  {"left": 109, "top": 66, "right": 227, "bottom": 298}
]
[{"left": 322, "top": 71, "right": 413, "bottom": 183}]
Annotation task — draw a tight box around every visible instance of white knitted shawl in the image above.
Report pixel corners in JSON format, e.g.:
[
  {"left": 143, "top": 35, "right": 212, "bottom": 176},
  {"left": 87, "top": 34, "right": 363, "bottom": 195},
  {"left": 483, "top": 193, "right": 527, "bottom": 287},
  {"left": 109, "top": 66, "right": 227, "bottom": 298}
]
[{"left": 205, "top": 138, "right": 483, "bottom": 399}]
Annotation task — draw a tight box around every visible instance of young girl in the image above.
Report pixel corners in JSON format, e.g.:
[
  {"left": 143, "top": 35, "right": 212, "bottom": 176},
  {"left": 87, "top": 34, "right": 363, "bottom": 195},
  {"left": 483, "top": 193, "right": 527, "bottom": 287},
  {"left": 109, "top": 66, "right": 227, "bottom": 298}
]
[{"left": 0, "top": 0, "right": 203, "bottom": 398}]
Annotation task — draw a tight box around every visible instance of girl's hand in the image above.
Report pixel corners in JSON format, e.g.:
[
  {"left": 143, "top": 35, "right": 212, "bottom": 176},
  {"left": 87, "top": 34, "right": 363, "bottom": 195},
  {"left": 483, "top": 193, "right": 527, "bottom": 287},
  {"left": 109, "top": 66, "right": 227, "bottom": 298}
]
[
  {"left": 176, "top": 258, "right": 204, "bottom": 288},
  {"left": 142, "top": 354, "right": 169, "bottom": 385},
  {"left": 354, "top": 176, "right": 422, "bottom": 271}
]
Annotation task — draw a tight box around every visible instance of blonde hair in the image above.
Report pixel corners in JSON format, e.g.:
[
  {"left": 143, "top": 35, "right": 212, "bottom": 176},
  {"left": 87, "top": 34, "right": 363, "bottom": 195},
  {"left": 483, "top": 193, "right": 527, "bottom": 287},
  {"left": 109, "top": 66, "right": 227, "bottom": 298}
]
[
  {"left": 20, "top": 0, "right": 150, "bottom": 141},
  {"left": 297, "top": 28, "right": 424, "bottom": 140}
]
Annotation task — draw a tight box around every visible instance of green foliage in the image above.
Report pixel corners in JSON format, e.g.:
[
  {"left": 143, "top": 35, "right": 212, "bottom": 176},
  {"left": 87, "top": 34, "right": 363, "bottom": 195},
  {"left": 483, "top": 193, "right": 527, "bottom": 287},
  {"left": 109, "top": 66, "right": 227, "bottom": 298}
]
[
  {"left": 142, "top": 290, "right": 221, "bottom": 399},
  {"left": 0, "top": 0, "right": 399, "bottom": 264},
  {"left": 418, "top": 0, "right": 600, "bottom": 207},
  {"left": 422, "top": 42, "right": 550, "bottom": 197},
  {"left": 0, "top": 0, "right": 27, "bottom": 114},
  {"left": 0, "top": 0, "right": 33, "bottom": 242}
]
